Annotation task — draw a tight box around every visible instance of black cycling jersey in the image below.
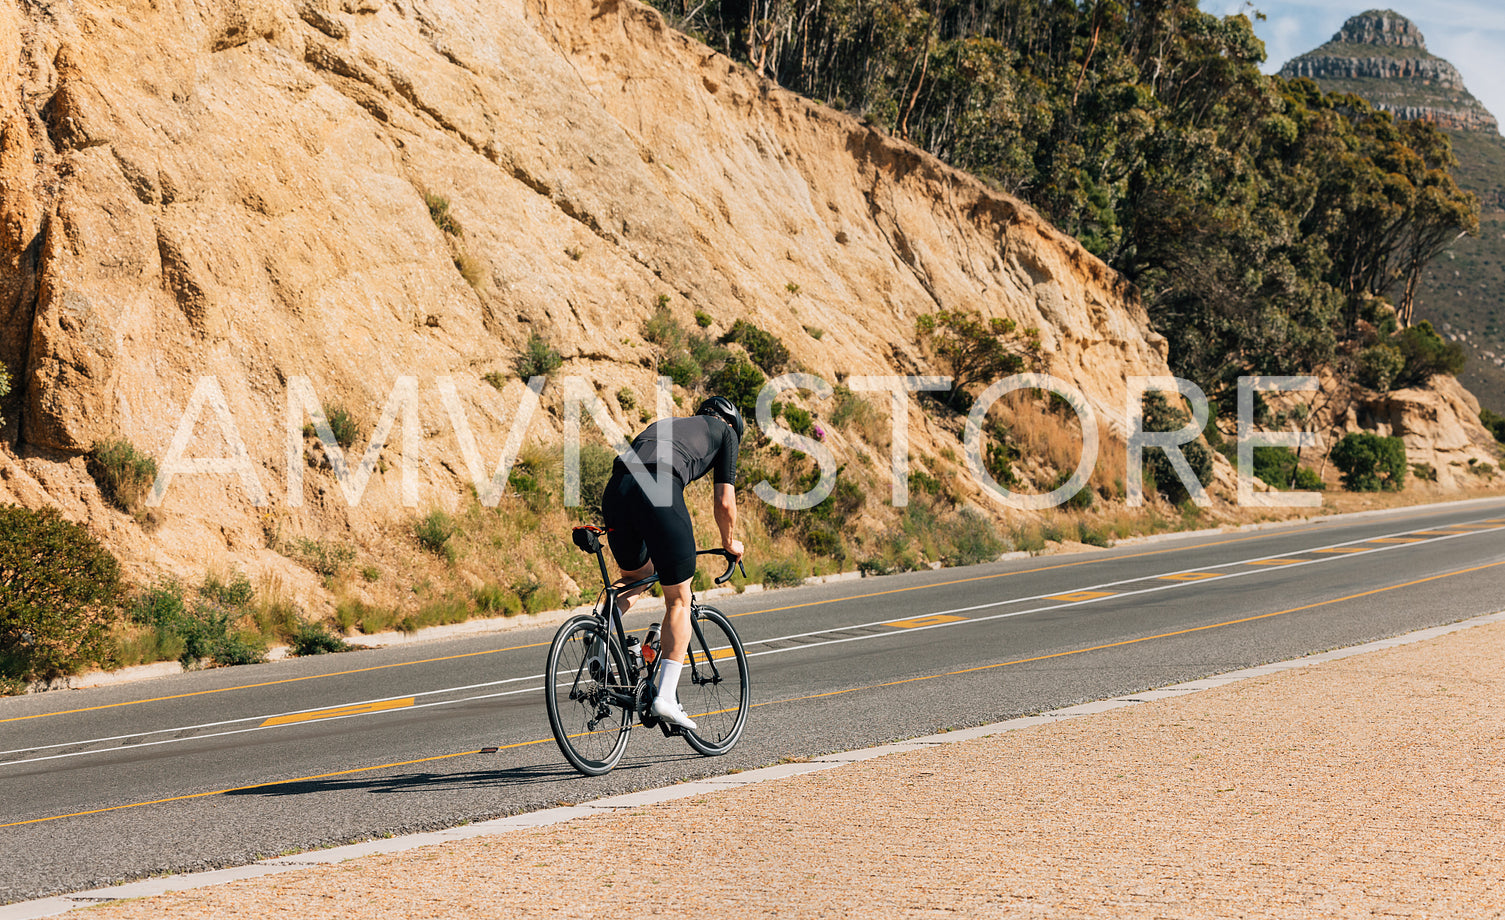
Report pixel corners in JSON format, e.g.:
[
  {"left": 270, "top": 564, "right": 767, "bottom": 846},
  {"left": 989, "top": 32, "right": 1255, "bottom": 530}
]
[
  {"left": 602, "top": 415, "right": 739, "bottom": 585},
  {"left": 617, "top": 415, "right": 739, "bottom": 487}
]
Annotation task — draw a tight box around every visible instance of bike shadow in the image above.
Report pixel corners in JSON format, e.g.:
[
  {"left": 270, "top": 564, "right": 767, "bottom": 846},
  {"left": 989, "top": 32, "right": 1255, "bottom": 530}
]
[{"left": 224, "top": 750, "right": 703, "bottom": 799}]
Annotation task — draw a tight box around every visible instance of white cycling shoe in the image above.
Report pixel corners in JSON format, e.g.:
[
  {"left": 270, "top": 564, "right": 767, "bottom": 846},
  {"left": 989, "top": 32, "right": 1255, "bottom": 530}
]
[{"left": 650, "top": 697, "right": 697, "bottom": 731}]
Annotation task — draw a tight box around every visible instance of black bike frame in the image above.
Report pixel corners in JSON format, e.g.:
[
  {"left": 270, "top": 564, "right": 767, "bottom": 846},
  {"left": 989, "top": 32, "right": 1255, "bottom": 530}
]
[{"left": 583, "top": 544, "right": 740, "bottom": 710}]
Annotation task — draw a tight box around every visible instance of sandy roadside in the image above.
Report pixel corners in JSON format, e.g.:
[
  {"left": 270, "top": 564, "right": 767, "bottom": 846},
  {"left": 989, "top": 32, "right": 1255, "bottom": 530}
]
[{"left": 74, "top": 613, "right": 1505, "bottom": 919}]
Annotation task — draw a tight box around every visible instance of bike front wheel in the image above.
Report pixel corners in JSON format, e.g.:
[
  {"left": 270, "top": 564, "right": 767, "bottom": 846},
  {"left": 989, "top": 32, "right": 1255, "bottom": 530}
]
[
  {"left": 544, "top": 616, "right": 633, "bottom": 776},
  {"left": 679, "top": 605, "right": 750, "bottom": 756}
]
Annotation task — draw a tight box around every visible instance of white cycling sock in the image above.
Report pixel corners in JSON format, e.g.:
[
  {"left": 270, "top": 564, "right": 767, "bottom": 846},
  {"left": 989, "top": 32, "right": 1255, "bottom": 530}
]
[{"left": 656, "top": 659, "right": 683, "bottom": 702}]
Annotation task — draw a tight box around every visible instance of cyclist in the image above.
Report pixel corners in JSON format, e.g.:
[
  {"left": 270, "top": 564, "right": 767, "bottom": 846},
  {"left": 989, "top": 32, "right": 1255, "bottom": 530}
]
[{"left": 600, "top": 395, "right": 745, "bottom": 731}]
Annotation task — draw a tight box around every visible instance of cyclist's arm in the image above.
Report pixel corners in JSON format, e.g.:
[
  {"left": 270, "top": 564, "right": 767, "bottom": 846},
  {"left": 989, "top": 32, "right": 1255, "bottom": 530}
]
[{"left": 713, "top": 483, "right": 742, "bottom": 559}]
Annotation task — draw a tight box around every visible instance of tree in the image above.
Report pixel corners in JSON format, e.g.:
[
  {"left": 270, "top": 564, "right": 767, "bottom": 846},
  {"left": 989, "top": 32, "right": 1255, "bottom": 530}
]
[
  {"left": 0, "top": 506, "right": 122, "bottom": 689},
  {"left": 916, "top": 309, "right": 1040, "bottom": 408},
  {"left": 1330, "top": 432, "right": 1407, "bottom": 492}
]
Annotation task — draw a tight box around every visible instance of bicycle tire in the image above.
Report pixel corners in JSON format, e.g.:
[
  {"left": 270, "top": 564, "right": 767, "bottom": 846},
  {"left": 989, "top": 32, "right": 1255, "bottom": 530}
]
[
  {"left": 544, "top": 615, "right": 633, "bottom": 776},
  {"left": 679, "top": 605, "right": 749, "bottom": 756}
]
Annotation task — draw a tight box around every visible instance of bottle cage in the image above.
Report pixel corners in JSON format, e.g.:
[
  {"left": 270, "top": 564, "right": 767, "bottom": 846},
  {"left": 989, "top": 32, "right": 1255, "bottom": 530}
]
[{"left": 572, "top": 524, "right": 605, "bottom": 554}]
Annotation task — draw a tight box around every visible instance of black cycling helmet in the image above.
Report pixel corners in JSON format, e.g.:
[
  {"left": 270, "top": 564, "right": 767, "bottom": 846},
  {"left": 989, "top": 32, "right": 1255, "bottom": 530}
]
[{"left": 697, "top": 395, "right": 745, "bottom": 441}]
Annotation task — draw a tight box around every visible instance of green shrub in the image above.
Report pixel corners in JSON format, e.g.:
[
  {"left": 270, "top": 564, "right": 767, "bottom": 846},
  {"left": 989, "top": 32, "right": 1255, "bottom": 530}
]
[
  {"left": 908, "top": 469, "right": 942, "bottom": 497},
  {"left": 917, "top": 309, "right": 1041, "bottom": 407},
  {"left": 516, "top": 577, "right": 563, "bottom": 614},
  {"left": 292, "top": 620, "right": 350, "bottom": 656},
  {"left": 1052, "top": 470, "right": 1094, "bottom": 511},
  {"left": 783, "top": 405, "right": 814, "bottom": 436},
  {"left": 1391, "top": 321, "right": 1465, "bottom": 389},
  {"left": 830, "top": 385, "right": 873, "bottom": 429},
  {"left": 322, "top": 405, "right": 361, "bottom": 450},
  {"left": 200, "top": 570, "right": 254, "bottom": 608},
  {"left": 1330, "top": 432, "right": 1407, "bottom": 492},
  {"left": 1410, "top": 462, "right": 1438, "bottom": 482},
  {"left": 719, "top": 320, "right": 790, "bottom": 375},
  {"left": 414, "top": 510, "right": 456, "bottom": 560},
  {"left": 1076, "top": 520, "right": 1111, "bottom": 547},
  {"left": 285, "top": 538, "right": 356, "bottom": 577},
  {"left": 660, "top": 350, "right": 703, "bottom": 388},
  {"left": 1292, "top": 466, "right": 1325, "bottom": 491},
  {"left": 1252, "top": 446, "right": 1297, "bottom": 490},
  {"left": 1138, "top": 392, "right": 1214, "bottom": 505},
  {"left": 1481, "top": 408, "right": 1505, "bottom": 444},
  {"left": 801, "top": 522, "right": 844, "bottom": 559},
  {"left": 1356, "top": 343, "right": 1404, "bottom": 392},
  {"left": 132, "top": 584, "right": 266, "bottom": 668},
  {"left": 643, "top": 303, "right": 684, "bottom": 349},
  {"left": 572, "top": 443, "right": 617, "bottom": 522},
  {"left": 938, "top": 509, "right": 1005, "bottom": 566},
  {"left": 474, "top": 584, "right": 523, "bottom": 617},
  {"left": 87, "top": 439, "right": 158, "bottom": 516},
  {"left": 515, "top": 333, "right": 563, "bottom": 378},
  {"left": 0, "top": 506, "right": 122, "bottom": 689},
  {"left": 424, "top": 192, "right": 463, "bottom": 237},
  {"left": 706, "top": 355, "right": 766, "bottom": 419},
  {"left": 804, "top": 325, "right": 824, "bottom": 340},
  {"left": 616, "top": 387, "right": 637, "bottom": 411},
  {"left": 759, "top": 559, "right": 807, "bottom": 588},
  {"left": 0, "top": 363, "right": 9, "bottom": 427},
  {"left": 1009, "top": 523, "right": 1047, "bottom": 555},
  {"left": 694, "top": 310, "right": 714, "bottom": 328}
]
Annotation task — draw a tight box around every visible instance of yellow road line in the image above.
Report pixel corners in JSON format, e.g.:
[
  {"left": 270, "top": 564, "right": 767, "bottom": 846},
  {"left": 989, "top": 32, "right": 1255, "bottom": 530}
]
[
  {"left": 1368, "top": 537, "right": 1425, "bottom": 544},
  {"left": 10, "top": 557, "right": 1504, "bottom": 831},
  {"left": 1246, "top": 559, "right": 1305, "bottom": 566},
  {"left": 260, "top": 698, "right": 414, "bottom": 728},
  {"left": 887, "top": 614, "right": 968, "bottom": 629},
  {"left": 1046, "top": 590, "right": 1115, "bottom": 602},
  {"left": 1158, "top": 573, "right": 1220, "bottom": 582},
  {"left": 1311, "top": 547, "right": 1370, "bottom": 554}
]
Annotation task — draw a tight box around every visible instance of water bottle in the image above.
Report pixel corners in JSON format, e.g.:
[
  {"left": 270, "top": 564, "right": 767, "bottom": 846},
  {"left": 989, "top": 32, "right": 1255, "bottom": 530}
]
[
  {"left": 643, "top": 622, "right": 660, "bottom": 665},
  {"left": 626, "top": 635, "right": 644, "bottom": 671}
]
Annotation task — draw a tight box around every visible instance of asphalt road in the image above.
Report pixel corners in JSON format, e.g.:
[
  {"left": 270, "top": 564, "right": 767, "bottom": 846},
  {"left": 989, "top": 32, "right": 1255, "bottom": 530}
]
[{"left": 3, "top": 498, "right": 1504, "bottom": 903}]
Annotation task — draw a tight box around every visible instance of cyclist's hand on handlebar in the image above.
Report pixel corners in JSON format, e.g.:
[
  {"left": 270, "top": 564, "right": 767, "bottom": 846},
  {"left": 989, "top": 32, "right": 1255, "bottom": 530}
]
[{"left": 725, "top": 538, "right": 745, "bottom": 561}]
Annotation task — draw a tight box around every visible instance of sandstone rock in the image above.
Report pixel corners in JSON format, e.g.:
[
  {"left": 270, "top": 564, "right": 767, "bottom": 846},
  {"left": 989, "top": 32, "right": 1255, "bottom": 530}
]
[{"left": 1349, "top": 375, "right": 1500, "bottom": 489}]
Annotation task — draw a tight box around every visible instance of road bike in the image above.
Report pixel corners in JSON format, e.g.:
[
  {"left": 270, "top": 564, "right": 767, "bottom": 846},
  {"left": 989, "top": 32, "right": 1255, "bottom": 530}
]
[{"left": 544, "top": 525, "right": 751, "bottom": 776}]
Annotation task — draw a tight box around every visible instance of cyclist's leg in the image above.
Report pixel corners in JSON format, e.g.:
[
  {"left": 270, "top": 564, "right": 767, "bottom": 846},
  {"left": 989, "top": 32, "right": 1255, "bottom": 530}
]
[
  {"left": 658, "top": 578, "right": 694, "bottom": 666},
  {"left": 641, "top": 481, "right": 697, "bottom": 668},
  {"left": 601, "top": 470, "right": 654, "bottom": 615},
  {"left": 642, "top": 483, "right": 698, "bottom": 727}
]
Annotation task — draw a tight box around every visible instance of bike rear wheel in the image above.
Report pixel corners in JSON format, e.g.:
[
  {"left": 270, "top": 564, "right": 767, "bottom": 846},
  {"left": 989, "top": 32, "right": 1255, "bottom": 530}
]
[
  {"left": 544, "top": 616, "right": 633, "bottom": 776},
  {"left": 679, "top": 605, "right": 750, "bottom": 756}
]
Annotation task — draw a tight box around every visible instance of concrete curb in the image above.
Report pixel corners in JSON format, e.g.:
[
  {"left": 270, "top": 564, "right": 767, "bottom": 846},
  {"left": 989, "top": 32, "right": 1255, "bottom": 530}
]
[{"left": 7, "top": 606, "right": 1503, "bottom": 919}]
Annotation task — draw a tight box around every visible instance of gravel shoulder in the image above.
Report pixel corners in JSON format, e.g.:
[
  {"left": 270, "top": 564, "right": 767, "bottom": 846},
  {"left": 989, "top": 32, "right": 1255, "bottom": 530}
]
[{"left": 74, "top": 611, "right": 1505, "bottom": 919}]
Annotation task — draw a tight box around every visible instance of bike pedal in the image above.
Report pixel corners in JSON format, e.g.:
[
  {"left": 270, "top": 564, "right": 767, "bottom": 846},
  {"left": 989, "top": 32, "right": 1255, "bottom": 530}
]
[{"left": 659, "top": 722, "right": 678, "bottom": 738}]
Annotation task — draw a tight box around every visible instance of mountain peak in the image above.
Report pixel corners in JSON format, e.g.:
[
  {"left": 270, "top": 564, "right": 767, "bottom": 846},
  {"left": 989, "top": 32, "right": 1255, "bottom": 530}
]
[
  {"left": 1333, "top": 10, "right": 1427, "bottom": 51},
  {"left": 1279, "top": 10, "right": 1497, "bottom": 134}
]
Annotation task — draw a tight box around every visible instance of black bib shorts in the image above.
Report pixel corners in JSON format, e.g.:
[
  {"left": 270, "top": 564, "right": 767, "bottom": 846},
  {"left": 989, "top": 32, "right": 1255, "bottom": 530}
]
[{"left": 601, "top": 467, "right": 697, "bottom": 587}]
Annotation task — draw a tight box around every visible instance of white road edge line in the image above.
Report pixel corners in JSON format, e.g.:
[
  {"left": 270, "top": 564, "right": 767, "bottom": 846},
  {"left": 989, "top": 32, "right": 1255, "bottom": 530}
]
[{"left": 5, "top": 607, "right": 1502, "bottom": 920}]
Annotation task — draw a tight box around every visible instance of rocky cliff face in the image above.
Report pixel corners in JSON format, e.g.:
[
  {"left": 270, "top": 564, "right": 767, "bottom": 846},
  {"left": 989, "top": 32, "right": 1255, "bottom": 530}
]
[
  {"left": 0, "top": 0, "right": 1174, "bottom": 588},
  {"left": 1279, "top": 10, "right": 1498, "bottom": 133}
]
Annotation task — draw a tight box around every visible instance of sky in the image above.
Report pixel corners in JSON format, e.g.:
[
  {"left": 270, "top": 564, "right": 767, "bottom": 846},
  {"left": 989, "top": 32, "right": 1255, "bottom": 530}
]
[{"left": 1209, "top": 0, "right": 1505, "bottom": 133}]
